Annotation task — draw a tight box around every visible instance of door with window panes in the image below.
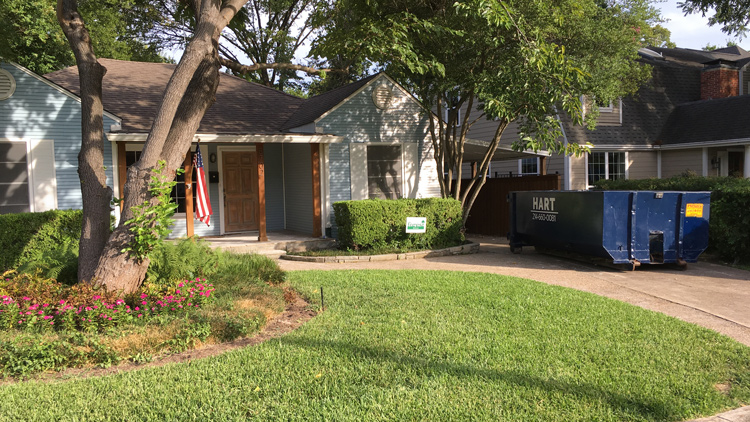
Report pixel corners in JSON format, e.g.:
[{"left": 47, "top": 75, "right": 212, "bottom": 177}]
[{"left": 588, "top": 152, "right": 625, "bottom": 186}]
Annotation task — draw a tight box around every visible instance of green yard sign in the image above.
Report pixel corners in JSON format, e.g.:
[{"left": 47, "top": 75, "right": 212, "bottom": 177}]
[{"left": 406, "top": 217, "right": 427, "bottom": 233}]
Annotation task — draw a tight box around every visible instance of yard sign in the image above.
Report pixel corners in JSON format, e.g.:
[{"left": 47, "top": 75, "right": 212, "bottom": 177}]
[{"left": 406, "top": 217, "right": 427, "bottom": 233}]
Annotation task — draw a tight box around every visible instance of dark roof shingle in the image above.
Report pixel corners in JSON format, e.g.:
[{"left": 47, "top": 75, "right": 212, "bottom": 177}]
[
  {"left": 658, "top": 94, "right": 750, "bottom": 145},
  {"left": 44, "top": 58, "right": 305, "bottom": 134}
]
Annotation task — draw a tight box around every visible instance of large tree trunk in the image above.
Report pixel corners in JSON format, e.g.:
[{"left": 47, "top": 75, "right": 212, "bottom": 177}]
[
  {"left": 56, "top": 0, "right": 112, "bottom": 283},
  {"left": 57, "top": 0, "right": 249, "bottom": 293},
  {"left": 91, "top": 51, "right": 222, "bottom": 293}
]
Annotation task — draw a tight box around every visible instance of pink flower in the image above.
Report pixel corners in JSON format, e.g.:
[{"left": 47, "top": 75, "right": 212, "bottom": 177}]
[
  {"left": 137, "top": 314, "right": 142, "bottom": 318},
  {"left": 135, "top": 307, "right": 140, "bottom": 311},
  {"left": 85, "top": 307, "right": 92, "bottom": 311},
  {"left": 22, "top": 297, "right": 31, "bottom": 301},
  {"left": 42, "top": 303, "right": 49, "bottom": 308},
  {"left": 141, "top": 301, "right": 147, "bottom": 305},
  {"left": 49, "top": 321, "right": 54, "bottom": 325},
  {"left": 59, "top": 300, "right": 65, "bottom": 305},
  {"left": 140, "top": 294, "right": 147, "bottom": 299}
]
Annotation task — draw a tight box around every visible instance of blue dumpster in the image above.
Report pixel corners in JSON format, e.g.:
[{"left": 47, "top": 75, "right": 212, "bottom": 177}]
[{"left": 508, "top": 191, "right": 711, "bottom": 267}]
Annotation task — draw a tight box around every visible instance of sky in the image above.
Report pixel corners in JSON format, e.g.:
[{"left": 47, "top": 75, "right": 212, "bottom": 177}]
[{"left": 657, "top": 0, "right": 748, "bottom": 50}]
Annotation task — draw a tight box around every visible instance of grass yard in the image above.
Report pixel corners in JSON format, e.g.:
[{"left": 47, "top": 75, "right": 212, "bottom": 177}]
[{"left": 0, "top": 270, "right": 748, "bottom": 421}]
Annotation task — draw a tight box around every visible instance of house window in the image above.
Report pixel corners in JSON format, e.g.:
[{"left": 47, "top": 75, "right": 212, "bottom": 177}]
[
  {"left": 0, "top": 142, "right": 30, "bottom": 214},
  {"left": 367, "top": 145, "right": 402, "bottom": 199},
  {"left": 125, "top": 150, "right": 195, "bottom": 213},
  {"left": 596, "top": 99, "right": 614, "bottom": 113},
  {"left": 588, "top": 152, "right": 626, "bottom": 186},
  {"left": 520, "top": 157, "right": 539, "bottom": 176}
]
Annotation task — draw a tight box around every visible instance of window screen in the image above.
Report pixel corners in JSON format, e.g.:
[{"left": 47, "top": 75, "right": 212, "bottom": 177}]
[
  {"left": 367, "top": 145, "right": 402, "bottom": 200},
  {"left": 0, "top": 142, "right": 30, "bottom": 214}
]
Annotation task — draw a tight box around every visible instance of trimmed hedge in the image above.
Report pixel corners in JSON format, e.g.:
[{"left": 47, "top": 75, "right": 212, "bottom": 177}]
[
  {"left": 595, "top": 176, "right": 750, "bottom": 264},
  {"left": 333, "top": 198, "right": 464, "bottom": 251},
  {"left": 0, "top": 210, "right": 82, "bottom": 274}
]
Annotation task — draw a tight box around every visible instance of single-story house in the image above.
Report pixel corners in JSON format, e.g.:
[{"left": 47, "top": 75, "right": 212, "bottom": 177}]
[{"left": 1, "top": 58, "right": 534, "bottom": 239}]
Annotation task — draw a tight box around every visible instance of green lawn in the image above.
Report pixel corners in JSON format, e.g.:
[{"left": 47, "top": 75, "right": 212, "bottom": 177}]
[{"left": 0, "top": 270, "right": 748, "bottom": 421}]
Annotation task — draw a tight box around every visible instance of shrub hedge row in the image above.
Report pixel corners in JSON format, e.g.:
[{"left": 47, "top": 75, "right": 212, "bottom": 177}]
[
  {"left": 0, "top": 210, "right": 82, "bottom": 274},
  {"left": 595, "top": 176, "right": 750, "bottom": 264},
  {"left": 333, "top": 198, "right": 464, "bottom": 251}
]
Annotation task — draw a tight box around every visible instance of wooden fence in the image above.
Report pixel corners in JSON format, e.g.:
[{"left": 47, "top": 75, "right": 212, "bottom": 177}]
[{"left": 463, "top": 174, "right": 561, "bottom": 237}]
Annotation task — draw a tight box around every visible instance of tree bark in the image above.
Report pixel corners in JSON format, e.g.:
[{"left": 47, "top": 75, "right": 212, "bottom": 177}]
[
  {"left": 56, "top": 0, "right": 112, "bottom": 283},
  {"left": 90, "top": 13, "right": 226, "bottom": 294},
  {"left": 58, "top": 0, "right": 248, "bottom": 293}
]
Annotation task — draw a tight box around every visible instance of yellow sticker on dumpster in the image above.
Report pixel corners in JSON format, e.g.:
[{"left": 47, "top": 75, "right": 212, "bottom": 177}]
[{"left": 686, "top": 203, "right": 704, "bottom": 218}]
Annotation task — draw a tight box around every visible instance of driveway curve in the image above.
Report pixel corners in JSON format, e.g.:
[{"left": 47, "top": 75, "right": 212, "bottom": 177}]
[{"left": 278, "top": 236, "right": 750, "bottom": 347}]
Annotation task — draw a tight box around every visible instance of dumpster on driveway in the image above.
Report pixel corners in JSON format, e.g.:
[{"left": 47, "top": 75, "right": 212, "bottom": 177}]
[{"left": 508, "top": 191, "right": 711, "bottom": 268}]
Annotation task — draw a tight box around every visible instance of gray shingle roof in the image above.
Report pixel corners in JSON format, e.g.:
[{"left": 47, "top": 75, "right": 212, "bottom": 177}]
[
  {"left": 44, "top": 58, "right": 305, "bottom": 134},
  {"left": 281, "top": 73, "right": 380, "bottom": 131},
  {"left": 658, "top": 94, "right": 750, "bottom": 145},
  {"left": 561, "top": 60, "right": 702, "bottom": 147}
]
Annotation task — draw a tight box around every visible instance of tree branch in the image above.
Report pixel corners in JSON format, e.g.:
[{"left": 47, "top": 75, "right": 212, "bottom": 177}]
[{"left": 219, "top": 57, "right": 347, "bottom": 76}]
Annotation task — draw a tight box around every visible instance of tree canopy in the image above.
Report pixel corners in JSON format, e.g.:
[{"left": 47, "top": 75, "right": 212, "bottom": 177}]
[
  {"left": 0, "top": 0, "right": 165, "bottom": 74},
  {"left": 315, "top": 0, "right": 668, "bottom": 220},
  {"left": 681, "top": 0, "right": 750, "bottom": 37}
]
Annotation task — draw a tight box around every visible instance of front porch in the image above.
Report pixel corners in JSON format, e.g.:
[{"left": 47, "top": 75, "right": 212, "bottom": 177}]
[{"left": 199, "top": 230, "right": 336, "bottom": 257}]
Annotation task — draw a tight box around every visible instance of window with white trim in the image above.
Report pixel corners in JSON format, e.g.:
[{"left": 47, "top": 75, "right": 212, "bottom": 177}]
[
  {"left": 588, "top": 152, "right": 625, "bottom": 186},
  {"left": 367, "top": 145, "right": 402, "bottom": 199},
  {"left": 0, "top": 142, "right": 30, "bottom": 214},
  {"left": 520, "top": 157, "right": 539, "bottom": 176}
]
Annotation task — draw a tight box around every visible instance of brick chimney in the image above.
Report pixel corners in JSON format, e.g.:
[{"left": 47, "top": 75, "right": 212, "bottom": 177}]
[{"left": 701, "top": 60, "right": 739, "bottom": 100}]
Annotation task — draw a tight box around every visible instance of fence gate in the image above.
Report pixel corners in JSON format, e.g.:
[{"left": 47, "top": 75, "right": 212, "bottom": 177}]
[{"left": 464, "top": 174, "right": 561, "bottom": 237}]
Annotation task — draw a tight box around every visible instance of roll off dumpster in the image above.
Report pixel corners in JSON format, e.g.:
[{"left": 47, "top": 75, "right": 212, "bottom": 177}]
[{"left": 508, "top": 191, "right": 710, "bottom": 268}]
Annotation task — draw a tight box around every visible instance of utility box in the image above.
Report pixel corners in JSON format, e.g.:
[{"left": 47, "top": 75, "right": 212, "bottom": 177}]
[{"left": 508, "top": 191, "right": 711, "bottom": 268}]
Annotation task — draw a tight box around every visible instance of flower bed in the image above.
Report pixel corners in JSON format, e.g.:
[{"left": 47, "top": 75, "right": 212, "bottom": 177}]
[{"left": 0, "top": 272, "right": 214, "bottom": 333}]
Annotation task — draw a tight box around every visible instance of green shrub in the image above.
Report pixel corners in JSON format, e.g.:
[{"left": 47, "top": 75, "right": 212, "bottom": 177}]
[
  {"left": 333, "top": 198, "right": 464, "bottom": 251},
  {"left": 595, "top": 175, "right": 750, "bottom": 264},
  {"left": 0, "top": 210, "right": 82, "bottom": 274},
  {"left": 146, "top": 238, "right": 221, "bottom": 285}
]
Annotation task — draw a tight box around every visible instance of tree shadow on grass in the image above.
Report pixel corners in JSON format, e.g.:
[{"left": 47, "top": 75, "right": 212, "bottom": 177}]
[{"left": 278, "top": 335, "right": 695, "bottom": 422}]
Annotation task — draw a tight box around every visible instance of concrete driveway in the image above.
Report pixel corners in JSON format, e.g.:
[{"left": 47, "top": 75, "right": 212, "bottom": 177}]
[{"left": 277, "top": 236, "right": 750, "bottom": 347}]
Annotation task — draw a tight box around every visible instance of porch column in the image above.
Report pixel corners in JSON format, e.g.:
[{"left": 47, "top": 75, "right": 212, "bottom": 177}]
[
  {"left": 539, "top": 156, "right": 547, "bottom": 175},
  {"left": 117, "top": 142, "right": 126, "bottom": 213},
  {"left": 311, "top": 144, "right": 322, "bottom": 238},
  {"left": 256, "top": 143, "right": 268, "bottom": 241},
  {"left": 184, "top": 150, "right": 194, "bottom": 237},
  {"left": 745, "top": 145, "right": 750, "bottom": 178},
  {"left": 702, "top": 147, "right": 709, "bottom": 177},
  {"left": 471, "top": 161, "right": 478, "bottom": 178}
]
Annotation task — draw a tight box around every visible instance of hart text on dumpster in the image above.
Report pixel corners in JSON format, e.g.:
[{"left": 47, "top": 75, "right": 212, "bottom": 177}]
[{"left": 531, "top": 196, "right": 558, "bottom": 222}]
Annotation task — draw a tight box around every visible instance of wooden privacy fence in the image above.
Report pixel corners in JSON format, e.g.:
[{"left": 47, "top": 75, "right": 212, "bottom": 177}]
[{"left": 464, "top": 174, "right": 561, "bottom": 237}]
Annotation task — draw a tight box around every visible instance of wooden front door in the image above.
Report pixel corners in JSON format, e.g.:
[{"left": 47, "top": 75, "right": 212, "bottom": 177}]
[{"left": 222, "top": 151, "right": 259, "bottom": 232}]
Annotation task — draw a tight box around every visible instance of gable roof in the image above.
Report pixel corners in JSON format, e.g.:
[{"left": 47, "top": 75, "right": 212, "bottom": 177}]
[
  {"left": 281, "top": 73, "right": 380, "bottom": 131},
  {"left": 658, "top": 94, "right": 750, "bottom": 145},
  {"left": 646, "top": 46, "right": 750, "bottom": 68},
  {"left": 1, "top": 60, "right": 121, "bottom": 123},
  {"left": 44, "top": 58, "right": 305, "bottom": 134}
]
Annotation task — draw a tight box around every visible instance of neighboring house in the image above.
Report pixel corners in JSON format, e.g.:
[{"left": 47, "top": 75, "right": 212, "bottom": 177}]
[
  {"left": 463, "top": 45, "right": 750, "bottom": 190},
  {"left": 2, "top": 58, "right": 445, "bottom": 240},
  {"left": 0, "top": 61, "right": 119, "bottom": 215}
]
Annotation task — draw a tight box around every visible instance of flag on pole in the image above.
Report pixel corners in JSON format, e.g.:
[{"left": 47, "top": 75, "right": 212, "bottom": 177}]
[{"left": 193, "top": 145, "right": 212, "bottom": 226}]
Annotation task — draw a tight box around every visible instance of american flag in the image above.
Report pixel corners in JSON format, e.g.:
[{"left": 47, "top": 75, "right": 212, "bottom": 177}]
[{"left": 193, "top": 145, "right": 212, "bottom": 226}]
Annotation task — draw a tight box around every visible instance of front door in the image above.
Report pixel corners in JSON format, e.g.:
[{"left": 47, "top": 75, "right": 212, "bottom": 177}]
[
  {"left": 222, "top": 151, "right": 259, "bottom": 232},
  {"left": 728, "top": 151, "right": 745, "bottom": 177}
]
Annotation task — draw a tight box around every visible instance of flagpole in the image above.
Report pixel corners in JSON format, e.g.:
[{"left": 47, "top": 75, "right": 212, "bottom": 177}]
[{"left": 184, "top": 145, "right": 194, "bottom": 238}]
